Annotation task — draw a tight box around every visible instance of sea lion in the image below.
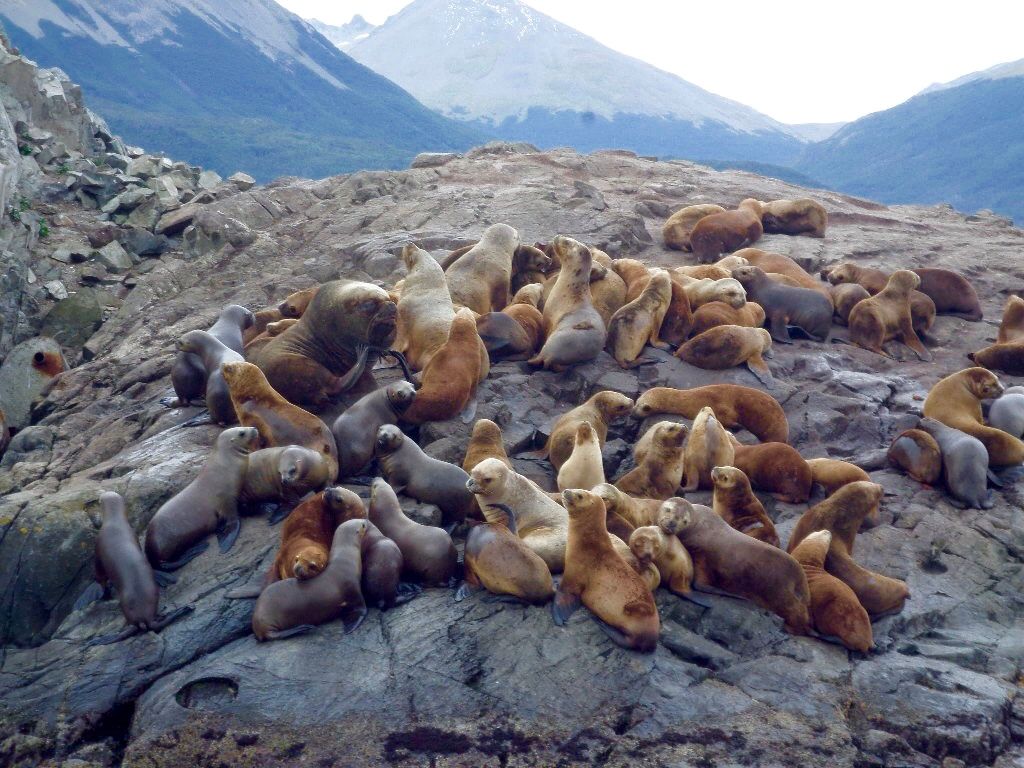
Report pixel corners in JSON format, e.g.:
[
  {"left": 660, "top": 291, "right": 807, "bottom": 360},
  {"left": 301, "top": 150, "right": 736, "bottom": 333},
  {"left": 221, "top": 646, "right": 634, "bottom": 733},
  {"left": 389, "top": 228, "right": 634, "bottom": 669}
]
[
  {"left": 616, "top": 421, "right": 688, "bottom": 500},
  {"left": 968, "top": 341, "right": 1024, "bottom": 376},
  {"left": 673, "top": 265, "right": 730, "bottom": 281},
  {"left": 662, "top": 498, "right": 811, "bottom": 634},
  {"left": 463, "top": 418, "right": 512, "bottom": 472},
  {"left": 331, "top": 381, "right": 417, "bottom": 479},
  {"left": 239, "top": 445, "right": 332, "bottom": 506},
  {"left": 917, "top": 418, "right": 993, "bottom": 509},
  {"left": 251, "top": 519, "right": 368, "bottom": 641},
  {"left": 360, "top": 519, "right": 408, "bottom": 610},
  {"left": 998, "top": 296, "right": 1024, "bottom": 343},
  {"left": 825, "top": 537, "right": 909, "bottom": 619},
  {"left": 682, "top": 406, "right": 734, "bottom": 491},
  {"left": 690, "top": 301, "right": 765, "bottom": 338},
  {"left": 368, "top": 478, "right": 458, "bottom": 585},
  {"left": 222, "top": 361, "right": 339, "bottom": 479},
  {"left": 611, "top": 258, "right": 652, "bottom": 303},
  {"left": 988, "top": 388, "right": 1024, "bottom": 439},
  {"left": 144, "top": 426, "right": 260, "bottom": 569},
  {"left": 395, "top": 244, "right": 457, "bottom": 371},
  {"left": 557, "top": 421, "right": 606, "bottom": 493},
  {"left": 628, "top": 521, "right": 695, "bottom": 597},
  {"left": 595, "top": 483, "right": 663, "bottom": 529},
  {"left": 606, "top": 268, "right": 672, "bottom": 367},
  {"left": 688, "top": 199, "right": 763, "bottom": 263},
  {"left": 545, "top": 390, "right": 634, "bottom": 471},
  {"left": 553, "top": 489, "right": 660, "bottom": 651},
  {"left": 248, "top": 279, "right": 400, "bottom": 406},
  {"left": 823, "top": 263, "right": 938, "bottom": 333},
  {"left": 374, "top": 424, "right": 475, "bottom": 526},
  {"left": 662, "top": 203, "right": 727, "bottom": 251},
  {"left": 758, "top": 198, "right": 827, "bottom": 238},
  {"left": 278, "top": 286, "right": 319, "bottom": 318},
  {"left": 923, "top": 368, "right": 1023, "bottom": 467},
  {"left": 887, "top": 429, "right": 943, "bottom": 485},
  {"left": 658, "top": 276, "right": 695, "bottom": 346},
  {"left": 710, "top": 466, "right": 780, "bottom": 546},
  {"left": 634, "top": 385, "right": 788, "bottom": 443},
  {"left": 830, "top": 283, "right": 871, "bottom": 326},
  {"left": 243, "top": 318, "right": 302, "bottom": 358},
  {"left": 786, "top": 481, "right": 884, "bottom": 555},
  {"left": 76, "top": 491, "right": 191, "bottom": 645},
  {"left": 913, "top": 267, "right": 982, "bottom": 321},
  {"left": 403, "top": 309, "right": 488, "bottom": 423},
  {"left": 585, "top": 263, "right": 628, "bottom": 328},
  {"left": 680, "top": 277, "right": 747, "bottom": 310},
  {"left": 243, "top": 308, "right": 283, "bottom": 346},
  {"left": 847, "top": 270, "right": 931, "bottom": 361},
  {"left": 731, "top": 265, "right": 832, "bottom": 343},
  {"left": 729, "top": 440, "right": 812, "bottom": 503},
  {"left": 805, "top": 458, "right": 871, "bottom": 497},
  {"left": 530, "top": 236, "right": 606, "bottom": 371},
  {"left": 733, "top": 248, "right": 832, "bottom": 302},
  {"left": 457, "top": 505, "right": 555, "bottom": 604},
  {"left": 476, "top": 285, "right": 545, "bottom": 361},
  {"left": 443, "top": 223, "right": 522, "bottom": 314},
  {"left": 176, "top": 330, "right": 243, "bottom": 424},
  {"left": 0, "top": 337, "right": 65, "bottom": 431},
  {"left": 790, "top": 531, "right": 873, "bottom": 651},
  {"left": 171, "top": 304, "right": 254, "bottom": 407},
  {"left": 675, "top": 326, "right": 774, "bottom": 386}
]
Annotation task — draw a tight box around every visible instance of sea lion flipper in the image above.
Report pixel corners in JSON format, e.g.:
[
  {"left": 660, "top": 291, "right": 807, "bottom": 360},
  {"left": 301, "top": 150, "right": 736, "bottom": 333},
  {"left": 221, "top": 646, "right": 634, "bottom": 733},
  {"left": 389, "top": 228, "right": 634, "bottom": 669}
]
[
  {"left": 590, "top": 614, "right": 632, "bottom": 649},
  {"left": 680, "top": 591, "right": 714, "bottom": 609},
  {"left": 454, "top": 581, "right": 477, "bottom": 602},
  {"left": 159, "top": 395, "right": 184, "bottom": 409},
  {"left": 809, "top": 631, "right": 850, "bottom": 650},
  {"left": 341, "top": 605, "right": 368, "bottom": 634},
  {"left": 394, "top": 583, "right": 422, "bottom": 606},
  {"left": 151, "top": 605, "right": 193, "bottom": 632},
  {"left": 332, "top": 344, "right": 373, "bottom": 394},
  {"left": 459, "top": 397, "right": 479, "bottom": 424},
  {"left": 482, "top": 593, "right": 529, "bottom": 606},
  {"left": 381, "top": 348, "right": 414, "bottom": 383},
  {"left": 267, "top": 504, "right": 292, "bottom": 525},
  {"left": 217, "top": 518, "right": 241, "bottom": 553},
  {"left": 995, "top": 465, "right": 1024, "bottom": 484},
  {"left": 225, "top": 583, "right": 263, "bottom": 599},
  {"left": 551, "top": 588, "right": 581, "bottom": 626},
  {"left": 768, "top": 316, "right": 792, "bottom": 344},
  {"left": 152, "top": 570, "right": 177, "bottom": 588},
  {"left": 746, "top": 359, "right": 774, "bottom": 388},
  {"left": 159, "top": 539, "right": 210, "bottom": 571},
  {"left": 264, "top": 625, "right": 317, "bottom": 641},
  {"left": 986, "top": 469, "right": 1006, "bottom": 488},
  {"left": 73, "top": 582, "right": 106, "bottom": 611},
  {"left": 177, "top": 410, "right": 214, "bottom": 428}
]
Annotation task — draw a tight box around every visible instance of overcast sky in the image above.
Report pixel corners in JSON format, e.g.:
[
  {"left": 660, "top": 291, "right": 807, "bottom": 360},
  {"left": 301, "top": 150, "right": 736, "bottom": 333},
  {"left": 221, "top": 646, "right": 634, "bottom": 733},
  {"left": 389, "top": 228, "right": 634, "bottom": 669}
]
[{"left": 279, "top": 0, "right": 1024, "bottom": 125}]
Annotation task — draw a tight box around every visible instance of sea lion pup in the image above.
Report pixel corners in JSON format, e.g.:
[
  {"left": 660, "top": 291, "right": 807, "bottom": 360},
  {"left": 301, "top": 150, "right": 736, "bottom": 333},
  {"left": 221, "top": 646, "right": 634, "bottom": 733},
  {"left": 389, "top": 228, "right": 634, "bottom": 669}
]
[
  {"left": 243, "top": 319, "right": 301, "bottom": 358},
  {"left": 998, "top": 296, "right": 1024, "bottom": 343},
  {"left": 402, "top": 309, "right": 488, "bottom": 424},
  {"left": 759, "top": 198, "right": 827, "bottom": 237},
  {"left": 825, "top": 538, "right": 909, "bottom": 619},
  {"left": 595, "top": 483, "right": 663, "bottom": 529},
  {"left": 989, "top": 387, "right": 1024, "bottom": 439},
  {"left": 171, "top": 304, "right": 254, "bottom": 407},
  {"left": 606, "top": 269, "right": 672, "bottom": 367},
  {"left": 968, "top": 341, "right": 1024, "bottom": 376},
  {"left": 360, "top": 519, "right": 411, "bottom": 610},
  {"left": 221, "top": 361, "right": 339, "bottom": 479},
  {"left": 628, "top": 519, "right": 695, "bottom": 597},
  {"left": 476, "top": 283, "right": 546, "bottom": 360},
  {"left": 331, "top": 380, "right": 416, "bottom": 479},
  {"left": 786, "top": 481, "right": 884, "bottom": 555},
  {"left": 239, "top": 445, "right": 332, "bottom": 508},
  {"left": 278, "top": 286, "right": 319, "bottom": 318},
  {"left": 830, "top": 283, "right": 871, "bottom": 326},
  {"left": 468, "top": 458, "right": 569, "bottom": 571},
  {"left": 912, "top": 267, "right": 982, "bottom": 321},
  {"left": 145, "top": 426, "right": 260, "bottom": 570},
  {"left": 710, "top": 466, "right": 780, "bottom": 546},
  {"left": 805, "top": 458, "right": 871, "bottom": 497},
  {"left": 657, "top": 276, "right": 695, "bottom": 346},
  {"left": 557, "top": 421, "right": 606, "bottom": 493},
  {"left": 545, "top": 390, "right": 634, "bottom": 471},
  {"left": 923, "top": 367, "right": 1024, "bottom": 467},
  {"left": 249, "top": 279, "right": 401, "bottom": 406},
  {"left": 395, "top": 244, "right": 456, "bottom": 371},
  {"left": 663, "top": 497, "right": 811, "bottom": 634},
  {"left": 790, "top": 531, "right": 873, "bottom": 652},
  {"left": 887, "top": 429, "right": 943, "bottom": 485},
  {"left": 728, "top": 439, "right": 812, "bottom": 503},
  {"left": 682, "top": 406, "right": 735, "bottom": 491},
  {"left": 368, "top": 478, "right": 458, "bottom": 585},
  {"left": 675, "top": 326, "right": 774, "bottom": 386},
  {"left": 634, "top": 385, "right": 788, "bottom": 444},
  {"left": 731, "top": 265, "right": 832, "bottom": 343},
  {"left": 176, "top": 330, "right": 243, "bottom": 424},
  {"left": 374, "top": 424, "right": 475, "bottom": 526},
  {"left": 457, "top": 504, "right": 554, "bottom": 604},
  {"left": 444, "top": 223, "right": 523, "bottom": 314},
  {"left": 553, "top": 489, "right": 660, "bottom": 651},
  {"left": 917, "top": 418, "right": 993, "bottom": 509},
  {"left": 673, "top": 265, "right": 730, "bottom": 281},
  {"left": 243, "top": 307, "right": 283, "bottom": 346},
  {"left": 688, "top": 199, "right": 764, "bottom": 263},
  {"left": 252, "top": 519, "right": 369, "bottom": 641},
  {"left": 463, "top": 418, "right": 512, "bottom": 473},
  {"left": 76, "top": 492, "right": 191, "bottom": 646},
  {"left": 616, "top": 421, "right": 688, "bottom": 500},
  {"left": 689, "top": 300, "right": 765, "bottom": 338},
  {"left": 530, "top": 236, "right": 607, "bottom": 371},
  {"left": 847, "top": 270, "right": 931, "bottom": 361},
  {"left": 679, "top": 277, "right": 747, "bottom": 310},
  {"left": 823, "top": 263, "right": 937, "bottom": 334},
  {"left": 662, "top": 203, "right": 727, "bottom": 251},
  {"left": 611, "top": 258, "right": 653, "bottom": 303}
]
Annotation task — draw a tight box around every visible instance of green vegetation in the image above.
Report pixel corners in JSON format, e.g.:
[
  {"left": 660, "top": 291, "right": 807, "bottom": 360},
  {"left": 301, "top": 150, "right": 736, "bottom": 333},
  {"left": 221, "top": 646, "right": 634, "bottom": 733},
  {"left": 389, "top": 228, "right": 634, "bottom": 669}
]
[{"left": 38, "top": 220, "right": 50, "bottom": 238}]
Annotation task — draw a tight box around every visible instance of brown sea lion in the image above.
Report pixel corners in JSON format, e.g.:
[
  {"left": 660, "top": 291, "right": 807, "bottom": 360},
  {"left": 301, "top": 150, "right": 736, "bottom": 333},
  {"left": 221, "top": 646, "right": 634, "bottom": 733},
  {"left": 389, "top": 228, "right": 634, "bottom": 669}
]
[
  {"left": 594, "top": 483, "right": 663, "bottom": 529},
  {"left": 395, "top": 244, "right": 457, "bottom": 371},
  {"left": 675, "top": 325, "right": 774, "bottom": 386},
  {"left": 710, "top": 465, "right": 780, "bottom": 546},
  {"left": 463, "top": 418, "right": 512, "bottom": 472},
  {"left": 634, "top": 385, "right": 788, "bottom": 443},
  {"left": 171, "top": 304, "right": 254, "bottom": 407},
  {"left": 251, "top": 519, "right": 368, "bottom": 641},
  {"left": 689, "top": 300, "right": 765, "bottom": 338},
  {"left": 360, "top": 519, "right": 409, "bottom": 610},
  {"left": 176, "top": 330, "right": 243, "bottom": 424},
  {"left": 887, "top": 429, "right": 942, "bottom": 485},
  {"left": 825, "top": 537, "right": 909, "bottom": 619},
  {"left": 731, "top": 265, "right": 831, "bottom": 343},
  {"left": 822, "top": 263, "right": 937, "bottom": 333},
  {"left": 616, "top": 421, "right": 688, "bottom": 500},
  {"left": 240, "top": 445, "right": 332, "bottom": 506},
  {"left": 688, "top": 199, "right": 763, "bottom": 263},
  {"left": 222, "top": 361, "right": 339, "bottom": 479},
  {"left": 606, "top": 268, "right": 672, "bottom": 367},
  {"left": 628, "top": 521, "right": 695, "bottom": 597},
  {"left": 658, "top": 276, "right": 695, "bottom": 346},
  {"left": 374, "top": 424, "right": 475, "bottom": 526},
  {"left": 830, "top": 283, "right": 871, "bottom": 326},
  {"left": 586, "top": 263, "right": 629, "bottom": 327},
  {"left": 758, "top": 198, "right": 827, "bottom": 237},
  {"left": 662, "top": 498, "right": 810, "bottom": 634},
  {"left": 678, "top": 277, "right": 747, "bottom": 310},
  {"left": 923, "top": 368, "right": 1023, "bottom": 467},
  {"left": 968, "top": 341, "right": 1024, "bottom": 376},
  {"left": 611, "top": 258, "right": 652, "bottom": 303},
  {"left": 786, "top": 481, "right": 884, "bottom": 555},
  {"left": 332, "top": 380, "right": 417, "bottom": 479},
  {"left": 368, "top": 478, "right": 458, "bottom": 585},
  {"left": 557, "top": 421, "right": 606, "bottom": 493},
  {"left": 730, "top": 440, "right": 812, "bottom": 503},
  {"left": 805, "top": 458, "right": 871, "bottom": 497},
  {"left": 145, "top": 427, "right": 260, "bottom": 569},
  {"left": 476, "top": 284, "right": 545, "bottom": 360},
  {"left": 791, "top": 531, "right": 873, "bottom": 651},
  {"left": 278, "top": 286, "right": 319, "bottom": 318},
  {"left": 553, "top": 489, "right": 660, "bottom": 651},
  {"left": 913, "top": 267, "right": 982, "bottom": 321},
  {"left": 682, "top": 406, "right": 734, "bottom": 491},
  {"left": 662, "top": 203, "right": 727, "bottom": 251},
  {"left": 545, "top": 390, "right": 634, "bottom": 471},
  {"left": 917, "top": 418, "right": 993, "bottom": 509},
  {"left": 243, "top": 308, "right": 283, "bottom": 346},
  {"left": 847, "top": 270, "right": 931, "bottom": 361},
  {"left": 998, "top": 296, "right": 1024, "bottom": 343}
]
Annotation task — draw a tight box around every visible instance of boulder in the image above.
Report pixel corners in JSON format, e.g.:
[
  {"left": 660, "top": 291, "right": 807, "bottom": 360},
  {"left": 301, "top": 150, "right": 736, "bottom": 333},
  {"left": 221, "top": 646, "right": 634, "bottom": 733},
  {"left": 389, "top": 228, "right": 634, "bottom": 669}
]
[
  {"left": 227, "top": 171, "right": 255, "bottom": 190},
  {"left": 38, "top": 287, "right": 115, "bottom": 353}
]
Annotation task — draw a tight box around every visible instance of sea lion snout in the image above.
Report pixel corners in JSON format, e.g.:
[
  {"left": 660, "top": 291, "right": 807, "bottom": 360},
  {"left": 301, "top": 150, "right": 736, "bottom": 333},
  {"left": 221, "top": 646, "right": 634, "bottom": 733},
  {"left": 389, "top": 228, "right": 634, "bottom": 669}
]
[{"left": 466, "top": 477, "right": 483, "bottom": 494}]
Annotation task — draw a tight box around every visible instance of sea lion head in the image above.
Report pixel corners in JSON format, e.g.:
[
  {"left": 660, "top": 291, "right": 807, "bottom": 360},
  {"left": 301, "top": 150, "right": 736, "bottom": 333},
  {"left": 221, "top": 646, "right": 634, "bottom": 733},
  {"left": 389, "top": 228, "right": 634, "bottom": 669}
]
[
  {"left": 631, "top": 392, "right": 656, "bottom": 419},
  {"left": 575, "top": 421, "right": 596, "bottom": 445},
  {"left": 514, "top": 244, "right": 553, "bottom": 275},
  {"left": 964, "top": 367, "right": 1004, "bottom": 400},
  {"left": 658, "top": 497, "right": 694, "bottom": 534},
  {"left": 278, "top": 287, "right": 318, "bottom": 318},
  {"left": 653, "top": 421, "right": 688, "bottom": 450},
  {"left": 374, "top": 424, "right": 405, "bottom": 456},
  {"left": 716, "top": 278, "right": 747, "bottom": 309},
  {"left": 333, "top": 518, "right": 370, "bottom": 552},
  {"left": 739, "top": 199, "right": 764, "bottom": 217},
  {"left": 561, "top": 487, "right": 602, "bottom": 519},
  {"left": 176, "top": 329, "right": 209, "bottom": 354},
  {"left": 841, "top": 480, "right": 885, "bottom": 508},
  {"left": 467, "top": 457, "right": 508, "bottom": 497},
  {"left": 312, "top": 281, "right": 398, "bottom": 351},
  {"left": 385, "top": 381, "right": 417, "bottom": 413},
  {"left": 728, "top": 267, "right": 763, "bottom": 292},
  {"left": 710, "top": 465, "right": 743, "bottom": 490},
  {"left": 551, "top": 235, "right": 590, "bottom": 271},
  {"left": 596, "top": 391, "right": 635, "bottom": 421},
  {"left": 98, "top": 490, "right": 125, "bottom": 521},
  {"left": 279, "top": 446, "right": 313, "bottom": 487},
  {"left": 221, "top": 304, "right": 256, "bottom": 329},
  {"left": 889, "top": 270, "right": 920, "bottom": 292},
  {"left": 593, "top": 483, "right": 623, "bottom": 513},
  {"left": 629, "top": 526, "right": 664, "bottom": 564},
  {"left": 481, "top": 223, "right": 520, "bottom": 252},
  {"left": 400, "top": 243, "right": 428, "bottom": 271},
  {"left": 792, "top": 529, "right": 832, "bottom": 568},
  {"left": 293, "top": 545, "right": 328, "bottom": 580},
  {"left": 323, "top": 486, "right": 367, "bottom": 522},
  {"left": 715, "top": 255, "right": 749, "bottom": 271},
  {"left": 825, "top": 263, "right": 859, "bottom": 286}
]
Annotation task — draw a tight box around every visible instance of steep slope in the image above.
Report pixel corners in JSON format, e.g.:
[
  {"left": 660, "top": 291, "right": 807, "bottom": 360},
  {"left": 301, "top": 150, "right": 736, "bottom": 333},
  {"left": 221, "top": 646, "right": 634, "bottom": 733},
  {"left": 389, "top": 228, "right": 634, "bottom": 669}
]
[
  {"left": 0, "top": 0, "right": 483, "bottom": 181},
  {"left": 798, "top": 66, "right": 1024, "bottom": 224},
  {"left": 346, "top": 0, "right": 805, "bottom": 164}
]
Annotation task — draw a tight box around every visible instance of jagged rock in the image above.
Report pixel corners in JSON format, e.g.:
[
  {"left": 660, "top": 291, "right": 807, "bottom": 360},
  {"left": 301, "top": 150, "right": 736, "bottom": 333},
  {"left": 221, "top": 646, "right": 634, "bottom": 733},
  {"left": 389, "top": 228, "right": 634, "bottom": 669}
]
[
  {"left": 155, "top": 203, "right": 199, "bottom": 235},
  {"left": 197, "top": 169, "right": 222, "bottom": 190},
  {"left": 127, "top": 155, "right": 164, "bottom": 179},
  {"left": 117, "top": 227, "right": 170, "bottom": 257},
  {"left": 43, "top": 280, "right": 67, "bottom": 300},
  {"left": 227, "top": 171, "right": 255, "bottom": 191},
  {"left": 148, "top": 175, "right": 179, "bottom": 208},
  {"left": 92, "top": 241, "right": 132, "bottom": 272},
  {"left": 38, "top": 287, "right": 115, "bottom": 353},
  {"left": 411, "top": 152, "right": 460, "bottom": 169},
  {"left": 127, "top": 197, "right": 161, "bottom": 230}
]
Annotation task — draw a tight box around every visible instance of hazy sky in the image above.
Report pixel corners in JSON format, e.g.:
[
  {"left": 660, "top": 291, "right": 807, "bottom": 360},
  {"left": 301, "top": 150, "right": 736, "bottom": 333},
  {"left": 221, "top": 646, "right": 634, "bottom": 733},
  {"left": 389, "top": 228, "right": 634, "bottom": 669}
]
[{"left": 279, "top": 0, "right": 1024, "bottom": 125}]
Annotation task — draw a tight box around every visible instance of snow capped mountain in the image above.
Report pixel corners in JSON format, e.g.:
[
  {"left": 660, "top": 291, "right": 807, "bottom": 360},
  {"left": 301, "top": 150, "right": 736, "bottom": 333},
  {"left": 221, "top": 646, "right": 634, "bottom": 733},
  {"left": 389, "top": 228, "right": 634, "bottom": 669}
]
[
  {"left": 920, "top": 57, "right": 1024, "bottom": 95},
  {"left": 309, "top": 14, "right": 376, "bottom": 50}
]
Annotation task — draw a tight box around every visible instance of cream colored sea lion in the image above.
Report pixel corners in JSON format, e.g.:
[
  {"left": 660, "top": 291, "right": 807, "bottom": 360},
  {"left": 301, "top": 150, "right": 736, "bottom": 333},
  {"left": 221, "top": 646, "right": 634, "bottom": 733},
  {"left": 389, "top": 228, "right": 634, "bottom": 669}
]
[
  {"left": 682, "top": 406, "right": 734, "bottom": 491},
  {"left": 628, "top": 521, "right": 695, "bottom": 597},
  {"left": 847, "top": 270, "right": 931, "bottom": 361},
  {"left": 278, "top": 286, "right": 320, "bottom": 318},
  {"left": 634, "top": 385, "right": 788, "bottom": 443},
  {"left": 545, "top": 390, "right": 634, "bottom": 471},
  {"left": 606, "top": 268, "right": 672, "bottom": 367},
  {"left": 557, "top": 421, "right": 606, "bottom": 493},
  {"left": 758, "top": 198, "right": 827, "bottom": 237},
  {"left": 710, "top": 465, "right": 780, "bottom": 546},
  {"left": 615, "top": 421, "right": 687, "bottom": 500},
  {"left": 595, "top": 483, "right": 663, "bottom": 529},
  {"left": 675, "top": 326, "right": 774, "bottom": 386},
  {"left": 395, "top": 243, "right": 457, "bottom": 371},
  {"left": 688, "top": 199, "right": 763, "bottom": 263},
  {"left": 662, "top": 203, "right": 726, "bottom": 251},
  {"left": 611, "top": 258, "right": 652, "bottom": 303},
  {"left": 588, "top": 263, "right": 628, "bottom": 328},
  {"left": 680, "top": 277, "right": 747, "bottom": 310},
  {"left": 443, "top": 224, "right": 523, "bottom": 314}
]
